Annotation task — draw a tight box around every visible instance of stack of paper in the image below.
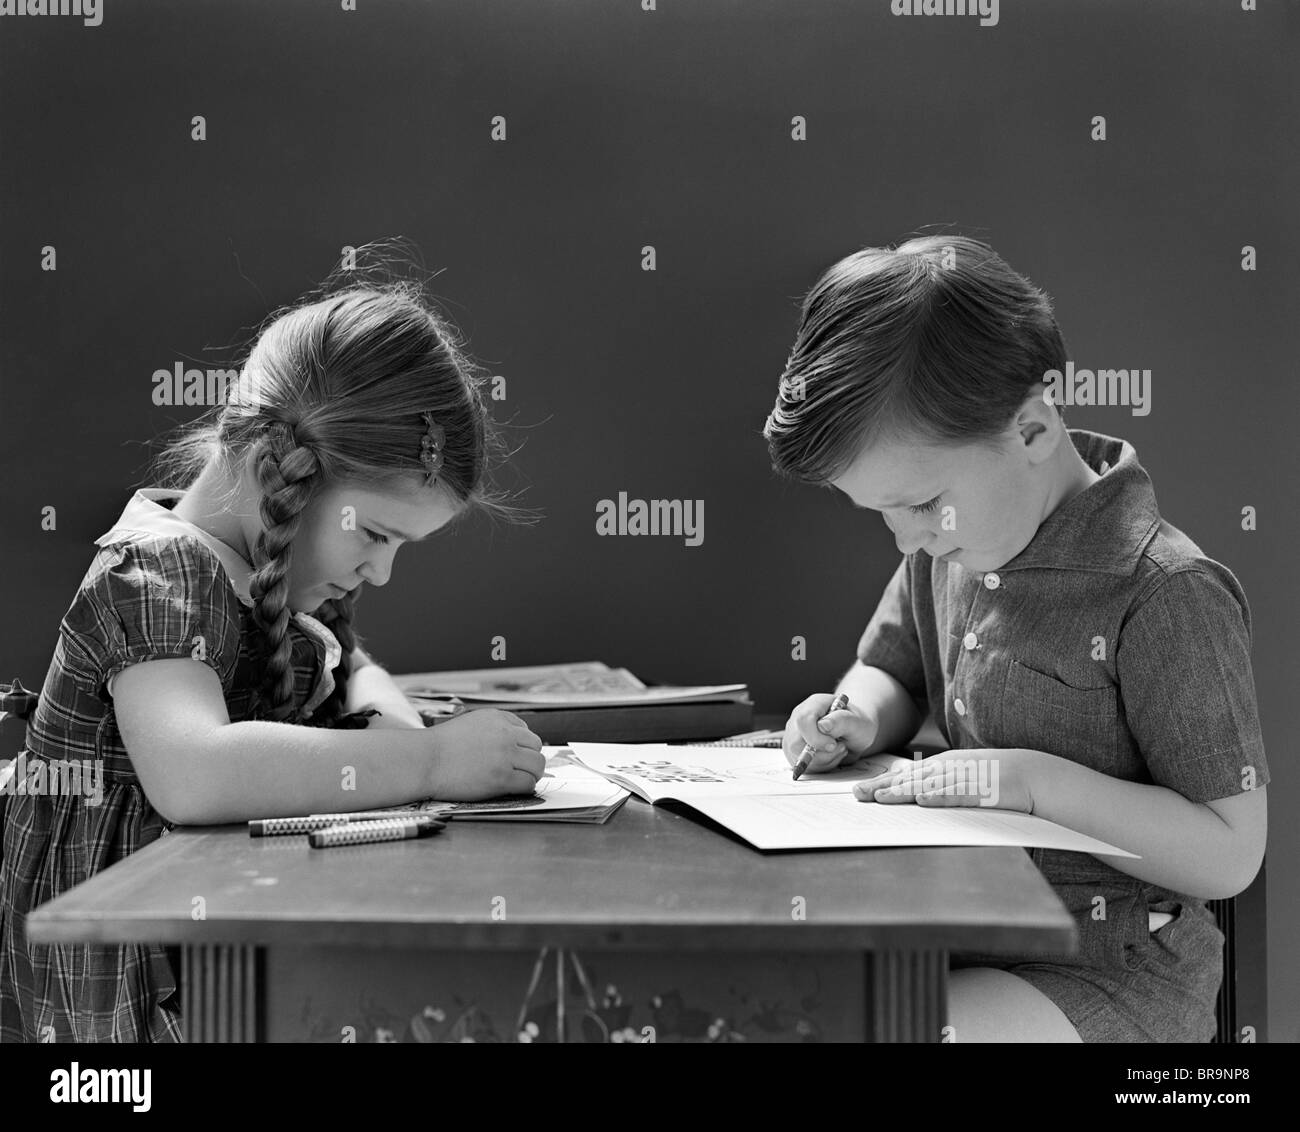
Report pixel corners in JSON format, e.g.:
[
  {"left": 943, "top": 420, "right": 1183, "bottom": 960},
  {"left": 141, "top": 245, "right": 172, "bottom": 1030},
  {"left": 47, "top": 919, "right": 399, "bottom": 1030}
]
[
  {"left": 392, "top": 661, "right": 755, "bottom": 743},
  {"left": 392, "top": 661, "right": 747, "bottom": 713}
]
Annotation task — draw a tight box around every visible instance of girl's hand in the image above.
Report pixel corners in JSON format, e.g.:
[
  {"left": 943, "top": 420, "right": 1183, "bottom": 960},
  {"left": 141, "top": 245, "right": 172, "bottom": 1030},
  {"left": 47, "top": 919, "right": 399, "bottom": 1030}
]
[
  {"left": 851, "top": 748, "right": 1040, "bottom": 814},
  {"left": 783, "top": 694, "right": 881, "bottom": 774},
  {"left": 421, "top": 708, "right": 545, "bottom": 801}
]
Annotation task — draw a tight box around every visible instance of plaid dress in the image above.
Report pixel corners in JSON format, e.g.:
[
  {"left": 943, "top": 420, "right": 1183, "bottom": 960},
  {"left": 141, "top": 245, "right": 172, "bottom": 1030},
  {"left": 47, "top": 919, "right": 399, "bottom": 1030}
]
[{"left": 0, "top": 489, "right": 344, "bottom": 1042}]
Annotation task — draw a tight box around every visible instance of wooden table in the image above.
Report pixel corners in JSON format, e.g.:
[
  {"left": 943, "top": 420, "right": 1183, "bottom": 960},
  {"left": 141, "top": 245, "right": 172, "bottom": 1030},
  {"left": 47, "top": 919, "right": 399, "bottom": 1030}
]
[{"left": 26, "top": 795, "right": 1076, "bottom": 1042}]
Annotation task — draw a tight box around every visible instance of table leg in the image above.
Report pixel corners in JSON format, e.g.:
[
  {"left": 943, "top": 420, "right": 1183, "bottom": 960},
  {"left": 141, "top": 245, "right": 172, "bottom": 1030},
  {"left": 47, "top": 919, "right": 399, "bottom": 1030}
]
[
  {"left": 864, "top": 949, "right": 948, "bottom": 1042},
  {"left": 182, "top": 943, "right": 263, "bottom": 1042},
  {"left": 181, "top": 945, "right": 939, "bottom": 1042}
]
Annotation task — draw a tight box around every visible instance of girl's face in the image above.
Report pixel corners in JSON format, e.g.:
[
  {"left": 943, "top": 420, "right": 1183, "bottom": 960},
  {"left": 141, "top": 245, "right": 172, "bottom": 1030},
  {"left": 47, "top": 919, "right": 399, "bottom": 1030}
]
[
  {"left": 828, "top": 397, "right": 1068, "bottom": 574},
  {"left": 283, "top": 479, "right": 461, "bottom": 612}
]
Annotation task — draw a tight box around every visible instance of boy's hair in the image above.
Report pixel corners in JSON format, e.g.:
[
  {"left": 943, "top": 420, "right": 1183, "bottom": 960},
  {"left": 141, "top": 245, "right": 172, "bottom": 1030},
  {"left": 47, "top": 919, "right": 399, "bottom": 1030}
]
[
  {"left": 151, "top": 243, "right": 529, "bottom": 728},
  {"left": 763, "top": 234, "right": 1068, "bottom": 486}
]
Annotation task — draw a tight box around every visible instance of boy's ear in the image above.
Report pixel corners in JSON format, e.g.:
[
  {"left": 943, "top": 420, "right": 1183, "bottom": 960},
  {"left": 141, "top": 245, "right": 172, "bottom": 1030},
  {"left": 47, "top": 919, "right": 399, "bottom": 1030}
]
[{"left": 1016, "top": 391, "right": 1062, "bottom": 446}]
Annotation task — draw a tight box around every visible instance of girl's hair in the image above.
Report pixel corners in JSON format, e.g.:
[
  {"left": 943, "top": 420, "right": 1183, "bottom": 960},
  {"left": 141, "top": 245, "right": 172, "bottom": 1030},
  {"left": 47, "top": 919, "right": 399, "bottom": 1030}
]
[
  {"left": 149, "top": 246, "right": 529, "bottom": 728},
  {"left": 763, "top": 234, "right": 1068, "bottom": 485}
]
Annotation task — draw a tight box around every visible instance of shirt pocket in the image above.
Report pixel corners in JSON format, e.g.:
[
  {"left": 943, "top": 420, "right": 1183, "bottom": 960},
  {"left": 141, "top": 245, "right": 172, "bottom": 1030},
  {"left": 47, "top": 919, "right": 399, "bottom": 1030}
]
[{"left": 997, "top": 659, "right": 1119, "bottom": 773}]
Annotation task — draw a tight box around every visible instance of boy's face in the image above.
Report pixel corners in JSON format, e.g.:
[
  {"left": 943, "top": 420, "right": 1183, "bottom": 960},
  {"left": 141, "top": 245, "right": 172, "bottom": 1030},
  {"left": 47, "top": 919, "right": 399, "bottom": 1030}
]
[
  {"left": 829, "top": 395, "right": 1064, "bottom": 574},
  {"left": 282, "top": 478, "right": 460, "bottom": 613}
]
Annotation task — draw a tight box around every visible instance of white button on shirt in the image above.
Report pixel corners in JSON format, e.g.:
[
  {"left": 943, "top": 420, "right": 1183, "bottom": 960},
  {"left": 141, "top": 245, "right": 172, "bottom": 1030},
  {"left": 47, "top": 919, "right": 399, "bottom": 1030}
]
[
  {"left": 963, "top": 632, "right": 978, "bottom": 649},
  {"left": 983, "top": 573, "right": 1000, "bottom": 590},
  {"left": 954, "top": 697, "right": 966, "bottom": 715}
]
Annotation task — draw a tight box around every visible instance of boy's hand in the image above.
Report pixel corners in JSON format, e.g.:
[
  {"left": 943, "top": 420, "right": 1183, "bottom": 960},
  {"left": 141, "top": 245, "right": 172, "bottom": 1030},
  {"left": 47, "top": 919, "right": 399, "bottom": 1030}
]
[
  {"left": 783, "top": 694, "right": 881, "bottom": 774},
  {"left": 852, "top": 748, "right": 1039, "bottom": 814}
]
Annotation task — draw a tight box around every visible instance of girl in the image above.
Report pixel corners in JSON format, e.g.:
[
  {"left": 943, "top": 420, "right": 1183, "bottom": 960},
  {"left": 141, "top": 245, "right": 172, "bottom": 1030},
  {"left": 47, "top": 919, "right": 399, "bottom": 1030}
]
[
  {"left": 765, "top": 235, "right": 1269, "bottom": 1042},
  {"left": 0, "top": 266, "right": 545, "bottom": 1042}
]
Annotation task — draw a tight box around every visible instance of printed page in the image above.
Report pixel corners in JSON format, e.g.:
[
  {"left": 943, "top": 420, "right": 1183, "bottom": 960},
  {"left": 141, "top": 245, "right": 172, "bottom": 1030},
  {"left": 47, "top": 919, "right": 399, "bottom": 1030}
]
[
  {"left": 570, "top": 743, "right": 1136, "bottom": 856},
  {"left": 567, "top": 742, "right": 884, "bottom": 802}
]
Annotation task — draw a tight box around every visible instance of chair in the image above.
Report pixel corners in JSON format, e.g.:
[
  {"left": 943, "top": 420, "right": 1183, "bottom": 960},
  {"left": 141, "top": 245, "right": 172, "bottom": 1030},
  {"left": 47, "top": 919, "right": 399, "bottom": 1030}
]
[{"left": 1207, "top": 897, "right": 1235, "bottom": 1043}]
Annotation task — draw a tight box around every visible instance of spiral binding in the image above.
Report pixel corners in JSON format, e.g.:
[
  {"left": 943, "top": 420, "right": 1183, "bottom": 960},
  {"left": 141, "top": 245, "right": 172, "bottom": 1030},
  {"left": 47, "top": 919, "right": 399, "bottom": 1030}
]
[{"left": 680, "top": 729, "right": 784, "bottom": 748}]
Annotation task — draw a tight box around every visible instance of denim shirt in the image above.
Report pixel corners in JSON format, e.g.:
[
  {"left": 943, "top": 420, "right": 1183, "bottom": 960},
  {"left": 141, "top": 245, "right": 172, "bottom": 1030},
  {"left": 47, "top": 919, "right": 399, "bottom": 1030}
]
[{"left": 855, "top": 428, "right": 1268, "bottom": 969}]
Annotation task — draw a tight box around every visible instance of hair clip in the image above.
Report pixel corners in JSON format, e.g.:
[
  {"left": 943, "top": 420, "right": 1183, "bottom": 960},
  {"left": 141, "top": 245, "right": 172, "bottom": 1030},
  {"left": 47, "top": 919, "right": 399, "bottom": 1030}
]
[{"left": 420, "top": 411, "right": 446, "bottom": 484}]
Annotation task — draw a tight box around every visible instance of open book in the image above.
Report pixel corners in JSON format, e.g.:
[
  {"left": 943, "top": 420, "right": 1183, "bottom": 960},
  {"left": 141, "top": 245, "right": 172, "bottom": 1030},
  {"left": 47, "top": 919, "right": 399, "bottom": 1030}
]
[{"left": 566, "top": 743, "right": 1139, "bottom": 856}]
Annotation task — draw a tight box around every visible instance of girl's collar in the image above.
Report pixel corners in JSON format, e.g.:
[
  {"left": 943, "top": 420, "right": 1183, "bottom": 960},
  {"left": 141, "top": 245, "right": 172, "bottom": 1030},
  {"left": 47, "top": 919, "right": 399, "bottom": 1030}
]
[{"left": 94, "top": 488, "right": 257, "bottom": 608}]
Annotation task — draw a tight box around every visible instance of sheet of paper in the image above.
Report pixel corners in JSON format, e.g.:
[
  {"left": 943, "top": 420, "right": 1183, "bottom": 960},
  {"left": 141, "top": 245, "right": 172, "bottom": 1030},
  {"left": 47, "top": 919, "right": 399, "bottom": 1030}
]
[{"left": 688, "top": 794, "right": 1137, "bottom": 856}]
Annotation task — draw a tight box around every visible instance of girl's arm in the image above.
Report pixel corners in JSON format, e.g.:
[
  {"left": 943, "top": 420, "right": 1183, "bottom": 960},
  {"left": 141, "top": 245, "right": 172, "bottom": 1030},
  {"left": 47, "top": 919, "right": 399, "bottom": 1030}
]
[
  {"left": 115, "top": 657, "right": 440, "bottom": 824},
  {"left": 1028, "top": 751, "right": 1267, "bottom": 900},
  {"left": 344, "top": 645, "right": 426, "bottom": 727}
]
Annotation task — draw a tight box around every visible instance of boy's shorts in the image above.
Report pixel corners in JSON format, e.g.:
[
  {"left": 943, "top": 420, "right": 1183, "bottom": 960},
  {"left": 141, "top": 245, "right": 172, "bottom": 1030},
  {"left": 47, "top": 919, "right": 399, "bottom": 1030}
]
[{"left": 949, "top": 890, "right": 1224, "bottom": 1042}]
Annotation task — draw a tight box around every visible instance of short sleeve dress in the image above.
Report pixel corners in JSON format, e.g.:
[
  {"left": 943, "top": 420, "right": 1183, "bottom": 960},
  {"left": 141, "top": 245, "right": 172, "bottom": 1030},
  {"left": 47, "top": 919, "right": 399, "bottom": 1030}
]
[{"left": 0, "top": 488, "right": 345, "bottom": 1042}]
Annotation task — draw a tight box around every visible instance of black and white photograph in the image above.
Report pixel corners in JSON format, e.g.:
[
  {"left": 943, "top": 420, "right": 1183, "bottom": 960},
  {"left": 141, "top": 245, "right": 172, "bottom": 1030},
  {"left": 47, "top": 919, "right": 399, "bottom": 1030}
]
[{"left": 0, "top": 0, "right": 1294, "bottom": 1107}]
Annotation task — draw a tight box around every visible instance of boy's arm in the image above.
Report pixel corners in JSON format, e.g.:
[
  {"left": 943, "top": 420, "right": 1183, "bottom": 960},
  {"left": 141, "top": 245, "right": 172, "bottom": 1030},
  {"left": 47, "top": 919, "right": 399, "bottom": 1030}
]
[
  {"left": 1084, "top": 565, "right": 1269, "bottom": 898},
  {"left": 847, "top": 555, "right": 929, "bottom": 755},
  {"left": 1028, "top": 754, "right": 1266, "bottom": 900},
  {"left": 345, "top": 645, "right": 426, "bottom": 727},
  {"left": 833, "top": 661, "right": 923, "bottom": 755},
  {"left": 1013, "top": 566, "right": 1269, "bottom": 899}
]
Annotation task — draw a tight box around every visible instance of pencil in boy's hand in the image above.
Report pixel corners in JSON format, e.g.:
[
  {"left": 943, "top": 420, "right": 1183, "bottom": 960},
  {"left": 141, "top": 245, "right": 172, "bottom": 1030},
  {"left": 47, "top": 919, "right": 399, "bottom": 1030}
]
[
  {"left": 792, "top": 692, "right": 851, "bottom": 780},
  {"left": 308, "top": 816, "right": 446, "bottom": 849}
]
